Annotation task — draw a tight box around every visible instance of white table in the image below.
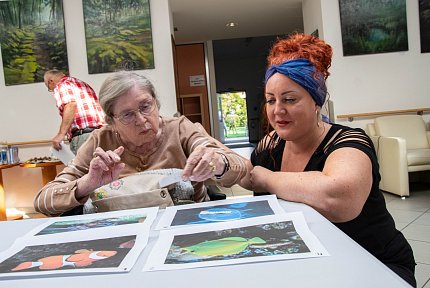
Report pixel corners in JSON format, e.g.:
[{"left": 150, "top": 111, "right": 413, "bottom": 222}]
[{"left": 0, "top": 200, "right": 411, "bottom": 287}]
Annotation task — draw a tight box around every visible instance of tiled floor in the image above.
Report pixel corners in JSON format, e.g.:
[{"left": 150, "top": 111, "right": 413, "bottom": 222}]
[{"left": 384, "top": 183, "right": 430, "bottom": 288}]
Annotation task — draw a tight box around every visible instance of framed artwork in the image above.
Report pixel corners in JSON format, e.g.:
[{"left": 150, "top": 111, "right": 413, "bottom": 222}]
[
  {"left": 82, "top": 0, "right": 154, "bottom": 74},
  {"left": 339, "top": 0, "right": 408, "bottom": 56},
  {"left": 419, "top": 0, "right": 430, "bottom": 53},
  {"left": 0, "top": 0, "right": 68, "bottom": 86},
  {"left": 311, "top": 29, "right": 319, "bottom": 38}
]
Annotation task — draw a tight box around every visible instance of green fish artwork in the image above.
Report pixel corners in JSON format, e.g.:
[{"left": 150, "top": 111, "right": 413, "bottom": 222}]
[{"left": 182, "top": 237, "right": 266, "bottom": 257}]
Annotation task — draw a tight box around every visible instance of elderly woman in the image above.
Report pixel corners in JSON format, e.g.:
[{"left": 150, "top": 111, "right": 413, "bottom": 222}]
[
  {"left": 34, "top": 71, "right": 247, "bottom": 216},
  {"left": 239, "top": 34, "right": 416, "bottom": 286}
]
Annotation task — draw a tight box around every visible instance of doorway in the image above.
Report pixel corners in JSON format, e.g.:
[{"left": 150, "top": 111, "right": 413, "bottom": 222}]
[{"left": 217, "top": 91, "right": 249, "bottom": 145}]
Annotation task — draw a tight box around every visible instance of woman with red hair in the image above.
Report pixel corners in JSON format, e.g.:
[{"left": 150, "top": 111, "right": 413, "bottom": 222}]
[{"left": 241, "top": 33, "right": 416, "bottom": 286}]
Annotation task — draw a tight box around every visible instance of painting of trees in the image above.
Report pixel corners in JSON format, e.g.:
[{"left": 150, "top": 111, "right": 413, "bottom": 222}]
[
  {"left": 0, "top": 0, "right": 68, "bottom": 86},
  {"left": 83, "top": 0, "right": 154, "bottom": 74}
]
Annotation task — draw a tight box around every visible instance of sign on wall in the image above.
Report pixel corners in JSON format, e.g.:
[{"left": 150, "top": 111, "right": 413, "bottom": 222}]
[{"left": 189, "top": 75, "right": 205, "bottom": 87}]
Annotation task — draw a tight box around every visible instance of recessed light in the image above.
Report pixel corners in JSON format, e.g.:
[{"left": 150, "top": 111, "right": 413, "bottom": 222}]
[{"left": 226, "top": 22, "right": 238, "bottom": 28}]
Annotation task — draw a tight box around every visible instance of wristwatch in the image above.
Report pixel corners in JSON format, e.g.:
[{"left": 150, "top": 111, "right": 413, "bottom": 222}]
[{"left": 215, "top": 153, "right": 230, "bottom": 179}]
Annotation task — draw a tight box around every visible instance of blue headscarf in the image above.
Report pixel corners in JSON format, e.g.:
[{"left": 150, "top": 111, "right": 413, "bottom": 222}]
[{"left": 265, "top": 58, "right": 327, "bottom": 107}]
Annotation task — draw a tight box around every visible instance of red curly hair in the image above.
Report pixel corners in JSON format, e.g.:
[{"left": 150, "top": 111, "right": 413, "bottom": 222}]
[
  {"left": 260, "top": 33, "right": 333, "bottom": 142},
  {"left": 267, "top": 33, "right": 333, "bottom": 79}
]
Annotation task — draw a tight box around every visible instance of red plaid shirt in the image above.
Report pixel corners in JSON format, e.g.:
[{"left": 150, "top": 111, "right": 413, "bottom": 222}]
[{"left": 54, "top": 76, "right": 106, "bottom": 138}]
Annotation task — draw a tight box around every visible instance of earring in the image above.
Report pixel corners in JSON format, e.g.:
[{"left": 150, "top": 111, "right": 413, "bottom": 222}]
[{"left": 316, "top": 110, "right": 320, "bottom": 128}]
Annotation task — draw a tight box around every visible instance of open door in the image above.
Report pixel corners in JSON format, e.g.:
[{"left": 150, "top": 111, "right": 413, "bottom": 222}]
[{"left": 217, "top": 91, "right": 249, "bottom": 145}]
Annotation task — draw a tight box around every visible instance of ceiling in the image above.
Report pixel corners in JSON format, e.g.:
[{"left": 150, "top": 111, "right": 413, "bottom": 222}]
[{"left": 170, "top": 0, "right": 304, "bottom": 44}]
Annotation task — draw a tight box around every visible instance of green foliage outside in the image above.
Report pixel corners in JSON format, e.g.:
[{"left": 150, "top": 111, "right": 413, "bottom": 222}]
[
  {"left": 0, "top": 0, "right": 68, "bottom": 86},
  {"left": 83, "top": 0, "right": 154, "bottom": 74},
  {"left": 220, "top": 92, "right": 248, "bottom": 138},
  {"left": 339, "top": 0, "right": 408, "bottom": 56}
]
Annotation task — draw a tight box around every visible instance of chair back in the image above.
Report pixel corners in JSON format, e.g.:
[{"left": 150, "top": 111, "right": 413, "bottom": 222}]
[{"left": 374, "top": 115, "right": 428, "bottom": 149}]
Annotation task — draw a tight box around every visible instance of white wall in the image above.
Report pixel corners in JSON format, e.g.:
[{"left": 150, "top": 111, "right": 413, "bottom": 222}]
[
  {"left": 0, "top": 0, "right": 176, "bottom": 210},
  {"left": 304, "top": 0, "right": 430, "bottom": 130},
  {"left": 302, "top": 0, "right": 324, "bottom": 39}
]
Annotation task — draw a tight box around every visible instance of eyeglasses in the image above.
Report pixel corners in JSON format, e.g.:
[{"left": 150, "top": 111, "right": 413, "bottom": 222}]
[
  {"left": 46, "top": 79, "right": 54, "bottom": 92},
  {"left": 113, "top": 100, "right": 156, "bottom": 125}
]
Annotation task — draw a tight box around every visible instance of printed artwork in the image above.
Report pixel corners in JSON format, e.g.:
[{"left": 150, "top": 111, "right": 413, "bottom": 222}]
[
  {"left": 165, "top": 221, "right": 309, "bottom": 264},
  {"left": 419, "top": 0, "right": 430, "bottom": 53},
  {"left": 155, "top": 195, "right": 284, "bottom": 230},
  {"left": 0, "top": 207, "right": 157, "bottom": 277},
  {"left": 144, "top": 213, "right": 329, "bottom": 271},
  {"left": 0, "top": 236, "right": 135, "bottom": 273},
  {"left": 82, "top": 0, "right": 154, "bottom": 74},
  {"left": 0, "top": 0, "right": 68, "bottom": 86},
  {"left": 36, "top": 215, "right": 147, "bottom": 235},
  {"left": 339, "top": 0, "right": 408, "bottom": 56},
  {"left": 171, "top": 201, "right": 275, "bottom": 226}
]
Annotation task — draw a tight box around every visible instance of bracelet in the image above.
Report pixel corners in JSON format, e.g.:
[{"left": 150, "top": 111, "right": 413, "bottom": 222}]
[{"left": 215, "top": 153, "right": 230, "bottom": 179}]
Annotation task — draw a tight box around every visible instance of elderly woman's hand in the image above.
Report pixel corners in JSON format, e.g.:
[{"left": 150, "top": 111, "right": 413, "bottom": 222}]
[
  {"left": 250, "top": 166, "right": 273, "bottom": 193},
  {"left": 183, "top": 146, "right": 225, "bottom": 182},
  {"left": 75, "top": 146, "right": 126, "bottom": 199}
]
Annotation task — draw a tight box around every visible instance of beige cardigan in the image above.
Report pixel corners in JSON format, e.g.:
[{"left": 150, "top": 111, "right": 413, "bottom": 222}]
[{"left": 34, "top": 116, "right": 249, "bottom": 216}]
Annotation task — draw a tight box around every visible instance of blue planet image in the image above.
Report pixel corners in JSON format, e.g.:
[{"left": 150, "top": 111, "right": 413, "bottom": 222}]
[
  {"left": 198, "top": 208, "right": 242, "bottom": 222},
  {"left": 172, "top": 200, "right": 275, "bottom": 226}
]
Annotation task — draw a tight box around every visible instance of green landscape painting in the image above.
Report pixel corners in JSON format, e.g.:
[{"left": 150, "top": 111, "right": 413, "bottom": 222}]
[
  {"left": 339, "top": 0, "right": 408, "bottom": 56},
  {"left": 83, "top": 0, "right": 154, "bottom": 74},
  {"left": 0, "top": 0, "right": 68, "bottom": 86},
  {"left": 419, "top": 0, "right": 430, "bottom": 53}
]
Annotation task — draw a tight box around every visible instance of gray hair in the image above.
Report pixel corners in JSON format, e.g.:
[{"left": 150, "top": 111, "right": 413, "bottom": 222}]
[
  {"left": 99, "top": 71, "right": 160, "bottom": 123},
  {"left": 44, "top": 69, "right": 65, "bottom": 77},
  {"left": 44, "top": 69, "right": 65, "bottom": 82}
]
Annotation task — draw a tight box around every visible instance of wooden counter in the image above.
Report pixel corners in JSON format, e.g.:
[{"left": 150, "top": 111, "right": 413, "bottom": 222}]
[
  {"left": 0, "top": 163, "right": 20, "bottom": 221},
  {"left": 20, "top": 161, "right": 63, "bottom": 185},
  {"left": 0, "top": 161, "right": 63, "bottom": 221}
]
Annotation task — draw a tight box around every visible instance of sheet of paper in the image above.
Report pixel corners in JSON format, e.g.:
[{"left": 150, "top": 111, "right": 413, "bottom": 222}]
[
  {"left": 0, "top": 231, "right": 149, "bottom": 276},
  {"left": 0, "top": 207, "right": 159, "bottom": 277},
  {"left": 49, "top": 142, "right": 75, "bottom": 164},
  {"left": 159, "top": 170, "right": 183, "bottom": 188},
  {"left": 155, "top": 195, "right": 285, "bottom": 230},
  {"left": 144, "top": 212, "right": 329, "bottom": 272},
  {"left": 22, "top": 207, "right": 159, "bottom": 241}
]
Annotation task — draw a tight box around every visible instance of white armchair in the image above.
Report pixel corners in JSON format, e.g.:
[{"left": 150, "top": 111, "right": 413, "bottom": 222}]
[{"left": 367, "top": 115, "right": 430, "bottom": 197}]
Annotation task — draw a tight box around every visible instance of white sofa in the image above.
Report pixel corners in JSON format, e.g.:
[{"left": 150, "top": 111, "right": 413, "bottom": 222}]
[{"left": 367, "top": 115, "right": 430, "bottom": 197}]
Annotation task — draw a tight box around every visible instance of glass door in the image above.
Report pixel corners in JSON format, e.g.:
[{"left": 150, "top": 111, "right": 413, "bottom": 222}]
[{"left": 217, "top": 91, "right": 249, "bottom": 144}]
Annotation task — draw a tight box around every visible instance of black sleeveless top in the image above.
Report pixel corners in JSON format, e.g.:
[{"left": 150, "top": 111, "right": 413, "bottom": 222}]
[{"left": 251, "top": 124, "right": 416, "bottom": 286}]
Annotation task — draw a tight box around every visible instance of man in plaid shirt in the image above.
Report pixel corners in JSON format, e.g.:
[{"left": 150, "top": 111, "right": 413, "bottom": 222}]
[{"left": 44, "top": 70, "right": 106, "bottom": 154}]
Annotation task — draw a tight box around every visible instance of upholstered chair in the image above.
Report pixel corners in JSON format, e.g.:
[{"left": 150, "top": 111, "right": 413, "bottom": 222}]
[{"left": 367, "top": 115, "right": 430, "bottom": 197}]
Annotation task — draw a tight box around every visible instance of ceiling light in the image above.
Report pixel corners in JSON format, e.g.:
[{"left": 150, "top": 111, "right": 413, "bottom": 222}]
[{"left": 225, "top": 22, "right": 238, "bottom": 28}]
